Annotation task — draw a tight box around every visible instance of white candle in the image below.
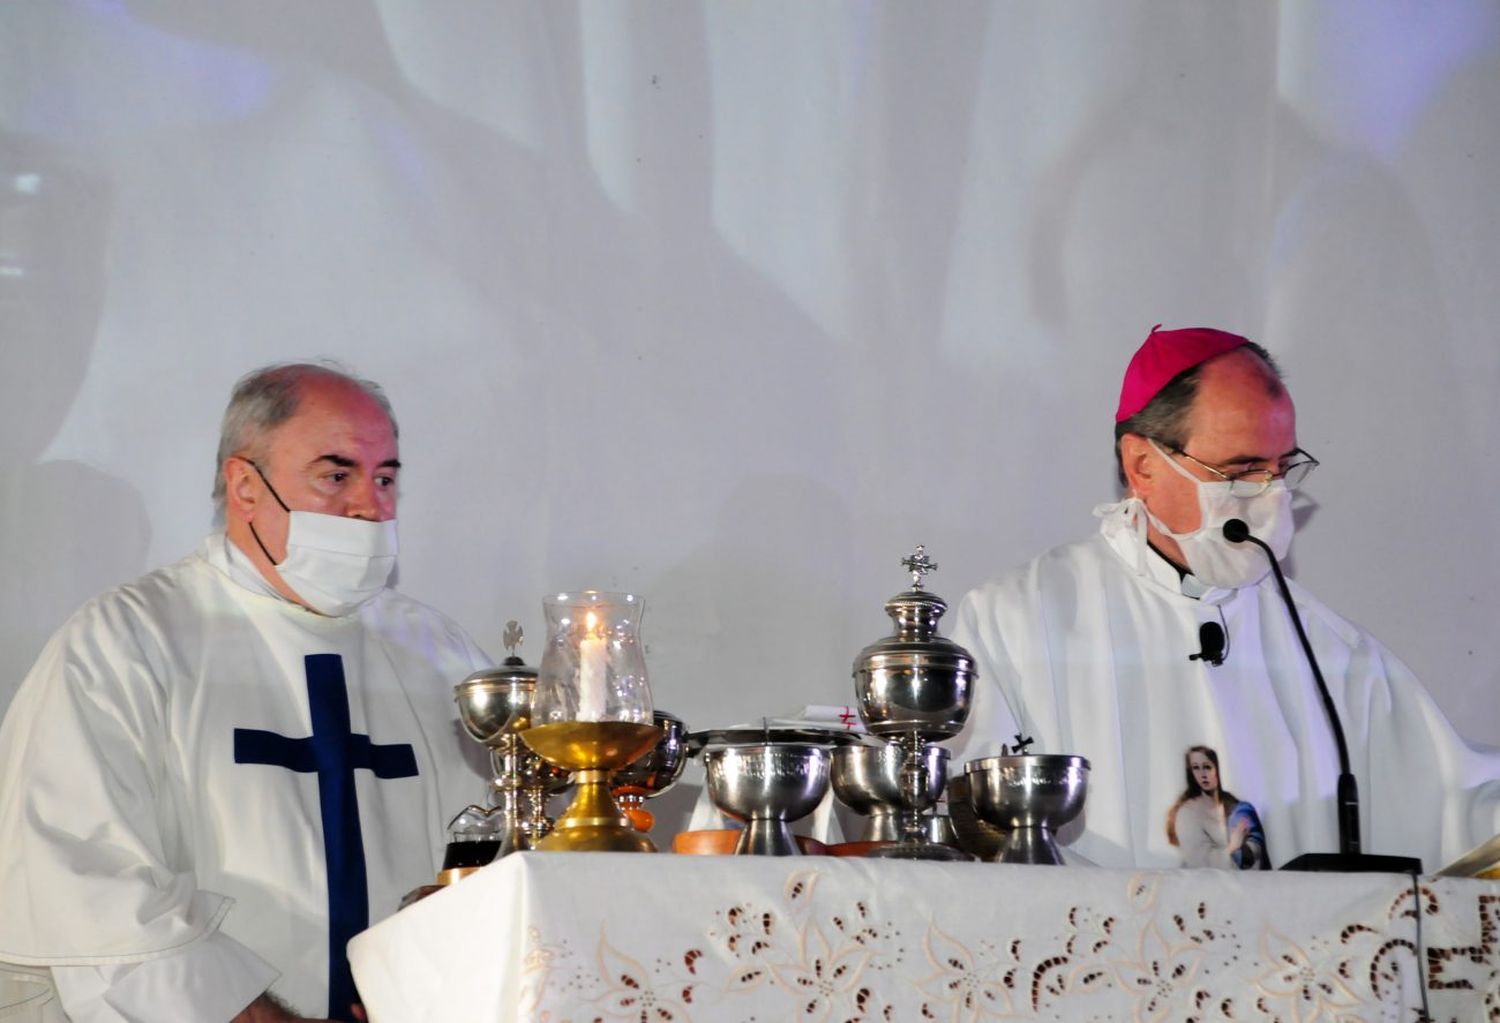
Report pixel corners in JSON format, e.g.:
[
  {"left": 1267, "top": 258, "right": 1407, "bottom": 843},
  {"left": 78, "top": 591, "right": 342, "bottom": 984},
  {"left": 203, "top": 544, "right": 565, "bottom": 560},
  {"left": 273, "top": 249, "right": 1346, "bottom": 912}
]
[{"left": 577, "top": 612, "right": 608, "bottom": 721}]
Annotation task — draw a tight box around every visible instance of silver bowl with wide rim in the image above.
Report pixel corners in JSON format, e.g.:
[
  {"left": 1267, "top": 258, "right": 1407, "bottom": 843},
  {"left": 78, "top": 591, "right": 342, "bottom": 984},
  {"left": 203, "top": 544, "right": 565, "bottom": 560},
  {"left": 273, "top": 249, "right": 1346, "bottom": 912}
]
[
  {"left": 702, "top": 742, "right": 831, "bottom": 855},
  {"left": 832, "top": 740, "right": 948, "bottom": 842},
  {"left": 964, "top": 754, "right": 1089, "bottom": 865}
]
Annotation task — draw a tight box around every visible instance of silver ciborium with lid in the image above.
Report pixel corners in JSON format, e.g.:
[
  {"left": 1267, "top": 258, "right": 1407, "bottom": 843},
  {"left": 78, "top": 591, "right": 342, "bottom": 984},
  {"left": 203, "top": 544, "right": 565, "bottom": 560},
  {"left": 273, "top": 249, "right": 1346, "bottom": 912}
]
[
  {"left": 446, "top": 621, "right": 569, "bottom": 882},
  {"left": 848, "top": 546, "right": 976, "bottom": 861}
]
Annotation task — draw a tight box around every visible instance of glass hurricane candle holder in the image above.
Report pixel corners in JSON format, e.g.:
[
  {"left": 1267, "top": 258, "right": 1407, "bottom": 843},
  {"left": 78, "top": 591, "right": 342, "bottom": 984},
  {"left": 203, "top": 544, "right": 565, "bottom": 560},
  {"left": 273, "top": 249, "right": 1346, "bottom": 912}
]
[{"left": 521, "top": 591, "right": 660, "bottom": 852}]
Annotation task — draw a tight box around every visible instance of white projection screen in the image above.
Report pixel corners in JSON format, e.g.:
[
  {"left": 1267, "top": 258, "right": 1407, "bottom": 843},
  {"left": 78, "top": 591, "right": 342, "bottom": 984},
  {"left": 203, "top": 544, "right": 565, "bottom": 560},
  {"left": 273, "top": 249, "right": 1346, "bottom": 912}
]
[{"left": 3, "top": 3, "right": 1498, "bottom": 830}]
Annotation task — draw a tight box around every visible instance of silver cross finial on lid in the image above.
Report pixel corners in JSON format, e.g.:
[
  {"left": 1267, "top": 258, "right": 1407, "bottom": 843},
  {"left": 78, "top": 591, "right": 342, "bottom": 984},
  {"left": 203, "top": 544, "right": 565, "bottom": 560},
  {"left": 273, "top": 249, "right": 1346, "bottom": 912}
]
[
  {"left": 901, "top": 545, "right": 938, "bottom": 590},
  {"left": 502, "top": 620, "right": 524, "bottom": 658}
]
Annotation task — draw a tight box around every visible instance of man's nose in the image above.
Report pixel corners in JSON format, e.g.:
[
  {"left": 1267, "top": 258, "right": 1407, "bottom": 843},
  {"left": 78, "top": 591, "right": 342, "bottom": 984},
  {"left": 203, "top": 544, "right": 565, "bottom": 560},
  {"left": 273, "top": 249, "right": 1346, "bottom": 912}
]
[{"left": 343, "top": 477, "right": 382, "bottom": 520}]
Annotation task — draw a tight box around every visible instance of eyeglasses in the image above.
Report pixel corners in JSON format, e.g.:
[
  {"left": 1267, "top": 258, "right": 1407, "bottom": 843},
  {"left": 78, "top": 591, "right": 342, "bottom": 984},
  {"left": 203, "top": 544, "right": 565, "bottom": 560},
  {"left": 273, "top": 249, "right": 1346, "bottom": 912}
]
[{"left": 1162, "top": 443, "right": 1320, "bottom": 497}]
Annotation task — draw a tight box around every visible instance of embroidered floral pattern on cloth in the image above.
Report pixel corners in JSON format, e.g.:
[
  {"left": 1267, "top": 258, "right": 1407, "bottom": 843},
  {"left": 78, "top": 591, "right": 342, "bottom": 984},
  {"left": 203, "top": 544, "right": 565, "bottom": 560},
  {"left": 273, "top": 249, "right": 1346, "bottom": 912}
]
[{"left": 349, "top": 853, "right": 1500, "bottom": 1022}]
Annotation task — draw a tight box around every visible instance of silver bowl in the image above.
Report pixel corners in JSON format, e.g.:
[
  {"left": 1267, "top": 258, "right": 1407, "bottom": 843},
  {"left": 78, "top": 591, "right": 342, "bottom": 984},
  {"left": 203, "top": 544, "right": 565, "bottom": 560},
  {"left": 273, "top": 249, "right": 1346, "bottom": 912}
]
[
  {"left": 703, "top": 743, "right": 830, "bottom": 855},
  {"left": 613, "top": 711, "right": 689, "bottom": 795},
  {"left": 945, "top": 774, "right": 1003, "bottom": 860},
  {"left": 965, "top": 754, "right": 1089, "bottom": 865},
  {"left": 611, "top": 711, "right": 689, "bottom": 833},
  {"left": 832, "top": 741, "right": 947, "bottom": 841}
]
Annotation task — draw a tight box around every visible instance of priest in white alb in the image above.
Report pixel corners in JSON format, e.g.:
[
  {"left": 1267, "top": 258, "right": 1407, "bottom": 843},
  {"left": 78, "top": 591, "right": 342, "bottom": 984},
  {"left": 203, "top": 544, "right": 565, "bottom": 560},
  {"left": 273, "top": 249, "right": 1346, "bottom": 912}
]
[
  {"left": 947, "top": 327, "right": 1500, "bottom": 872},
  {"left": 0, "top": 364, "right": 490, "bottom": 1022}
]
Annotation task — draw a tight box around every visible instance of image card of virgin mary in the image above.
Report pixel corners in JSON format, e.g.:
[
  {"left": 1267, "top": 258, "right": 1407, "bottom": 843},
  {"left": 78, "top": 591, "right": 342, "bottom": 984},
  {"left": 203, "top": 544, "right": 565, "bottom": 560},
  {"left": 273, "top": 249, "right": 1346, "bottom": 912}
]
[{"left": 1164, "top": 745, "right": 1269, "bottom": 869}]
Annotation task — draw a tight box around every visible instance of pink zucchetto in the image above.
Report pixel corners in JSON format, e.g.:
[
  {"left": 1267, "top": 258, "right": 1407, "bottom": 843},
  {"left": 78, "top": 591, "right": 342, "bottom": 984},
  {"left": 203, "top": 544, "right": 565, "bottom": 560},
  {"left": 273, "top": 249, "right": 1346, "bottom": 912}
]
[{"left": 1114, "top": 325, "right": 1249, "bottom": 423}]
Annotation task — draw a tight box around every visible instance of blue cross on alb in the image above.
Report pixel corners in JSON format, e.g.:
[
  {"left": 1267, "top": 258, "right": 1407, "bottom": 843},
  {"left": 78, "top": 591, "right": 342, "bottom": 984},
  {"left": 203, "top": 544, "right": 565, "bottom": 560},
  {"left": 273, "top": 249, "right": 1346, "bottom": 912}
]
[{"left": 233, "top": 653, "right": 418, "bottom": 1021}]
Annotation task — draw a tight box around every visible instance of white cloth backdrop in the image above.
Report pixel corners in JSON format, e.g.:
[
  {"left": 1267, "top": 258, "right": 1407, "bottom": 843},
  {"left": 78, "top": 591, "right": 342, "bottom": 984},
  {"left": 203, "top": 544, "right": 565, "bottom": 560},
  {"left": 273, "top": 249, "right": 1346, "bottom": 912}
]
[{"left": 3, "top": 2, "right": 1498, "bottom": 839}]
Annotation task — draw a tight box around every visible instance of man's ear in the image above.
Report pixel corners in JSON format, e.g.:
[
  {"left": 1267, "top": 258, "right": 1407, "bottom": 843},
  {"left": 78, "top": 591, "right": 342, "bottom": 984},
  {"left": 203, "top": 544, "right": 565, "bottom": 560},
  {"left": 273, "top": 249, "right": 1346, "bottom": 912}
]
[
  {"left": 1119, "top": 434, "right": 1155, "bottom": 499},
  {"left": 222, "top": 457, "right": 261, "bottom": 522}
]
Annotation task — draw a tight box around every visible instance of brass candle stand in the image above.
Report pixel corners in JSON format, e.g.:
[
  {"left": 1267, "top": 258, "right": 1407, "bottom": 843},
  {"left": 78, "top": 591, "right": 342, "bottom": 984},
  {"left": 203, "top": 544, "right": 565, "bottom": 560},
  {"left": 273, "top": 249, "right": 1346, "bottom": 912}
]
[{"left": 522, "top": 721, "right": 663, "bottom": 852}]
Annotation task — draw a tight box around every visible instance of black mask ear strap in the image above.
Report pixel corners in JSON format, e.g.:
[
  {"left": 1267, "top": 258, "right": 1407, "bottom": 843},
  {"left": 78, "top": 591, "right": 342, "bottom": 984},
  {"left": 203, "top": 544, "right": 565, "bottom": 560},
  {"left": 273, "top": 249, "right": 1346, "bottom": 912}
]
[
  {"left": 247, "top": 520, "right": 280, "bottom": 566},
  {"left": 248, "top": 460, "right": 291, "bottom": 512},
  {"left": 245, "top": 460, "right": 289, "bottom": 566}
]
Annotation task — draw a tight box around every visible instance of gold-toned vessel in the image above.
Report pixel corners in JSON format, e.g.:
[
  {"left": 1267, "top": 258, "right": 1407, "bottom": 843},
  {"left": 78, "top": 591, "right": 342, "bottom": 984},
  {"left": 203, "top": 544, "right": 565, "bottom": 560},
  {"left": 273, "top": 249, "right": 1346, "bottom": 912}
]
[{"left": 523, "top": 721, "right": 662, "bottom": 852}]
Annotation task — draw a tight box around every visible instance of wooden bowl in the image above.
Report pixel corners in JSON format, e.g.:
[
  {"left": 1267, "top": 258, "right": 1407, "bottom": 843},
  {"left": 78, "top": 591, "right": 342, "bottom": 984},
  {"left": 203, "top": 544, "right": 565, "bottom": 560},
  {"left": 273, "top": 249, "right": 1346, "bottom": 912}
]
[
  {"left": 672, "top": 828, "right": 740, "bottom": 855},
  {"left": 823, "top": 840, "right": 893, "bottom": 858},
  {"left": 671, "top": 829, "right": 827, "bottom": 855}
]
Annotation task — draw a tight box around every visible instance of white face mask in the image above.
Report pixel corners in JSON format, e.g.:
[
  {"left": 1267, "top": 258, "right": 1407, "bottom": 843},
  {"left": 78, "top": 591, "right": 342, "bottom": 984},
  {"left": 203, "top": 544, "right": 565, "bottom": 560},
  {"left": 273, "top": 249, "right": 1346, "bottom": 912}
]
[
  {"left": 1143, "top": 439, "right": 1293, "bottom": 590},
  {"left": 248, "top": 463, "right": 398, "bottom": 616},
  {"left": 275, "top": 511, "right": 398, "bottom": 616}
]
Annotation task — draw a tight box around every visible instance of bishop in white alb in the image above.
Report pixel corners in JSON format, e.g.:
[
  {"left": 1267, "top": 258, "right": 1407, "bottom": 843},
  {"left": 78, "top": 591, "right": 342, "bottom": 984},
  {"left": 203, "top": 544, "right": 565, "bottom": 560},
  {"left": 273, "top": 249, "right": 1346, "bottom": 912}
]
[{"left": 947, "top": 502, "right": 1500, "bottom": 871}]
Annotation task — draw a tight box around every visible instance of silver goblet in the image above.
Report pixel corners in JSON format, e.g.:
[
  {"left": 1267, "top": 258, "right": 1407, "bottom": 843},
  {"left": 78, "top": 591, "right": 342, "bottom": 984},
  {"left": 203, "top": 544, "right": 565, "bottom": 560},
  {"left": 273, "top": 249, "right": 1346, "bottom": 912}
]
[{"left": 703, "top": 743, "right": 830, "bottom": 856}]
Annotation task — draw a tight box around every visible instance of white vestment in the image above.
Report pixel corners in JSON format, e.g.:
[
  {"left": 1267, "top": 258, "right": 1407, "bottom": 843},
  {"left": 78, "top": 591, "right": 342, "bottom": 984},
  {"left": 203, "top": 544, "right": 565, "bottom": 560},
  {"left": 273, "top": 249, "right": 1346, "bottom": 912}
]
[
  {"left": 0, "top": 536, "right": 490, "bottom": 1021},
  {"left": 946, "top": 502, "right": 1500, "bottom": 871}
]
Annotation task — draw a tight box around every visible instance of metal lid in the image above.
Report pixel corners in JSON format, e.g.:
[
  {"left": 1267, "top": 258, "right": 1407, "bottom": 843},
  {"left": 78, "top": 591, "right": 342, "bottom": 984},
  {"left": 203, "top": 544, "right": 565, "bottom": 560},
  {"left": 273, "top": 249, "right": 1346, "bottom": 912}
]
[
  {"left": 854, "top": 586, "right": 971, "bottom": 665},
  {"left": 854, "top": 545, "right": 966, "bottom": 656},
  {"left": 454, "top": 621, "right": 539, "bottom": 744},
  {"left": 455, "top": 657, "right": 537, "bottom": 692},
  {"left": 686, "top": 726, "right": 871, "bottom": 756}
]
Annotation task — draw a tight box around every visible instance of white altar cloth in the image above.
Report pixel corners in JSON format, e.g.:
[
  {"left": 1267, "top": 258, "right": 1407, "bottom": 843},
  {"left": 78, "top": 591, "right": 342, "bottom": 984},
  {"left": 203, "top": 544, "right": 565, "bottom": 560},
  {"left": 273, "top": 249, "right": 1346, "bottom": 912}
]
[{"left": 349, "top": 852, "right": 1500, "bottom": 1022}]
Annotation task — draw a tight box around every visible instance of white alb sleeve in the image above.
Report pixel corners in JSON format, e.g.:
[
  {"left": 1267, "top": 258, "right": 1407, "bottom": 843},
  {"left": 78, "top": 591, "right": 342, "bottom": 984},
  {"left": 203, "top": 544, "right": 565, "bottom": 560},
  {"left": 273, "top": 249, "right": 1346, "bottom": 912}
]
[{"left": 50, "top": 930, "right": 278, "bottom": 1023}]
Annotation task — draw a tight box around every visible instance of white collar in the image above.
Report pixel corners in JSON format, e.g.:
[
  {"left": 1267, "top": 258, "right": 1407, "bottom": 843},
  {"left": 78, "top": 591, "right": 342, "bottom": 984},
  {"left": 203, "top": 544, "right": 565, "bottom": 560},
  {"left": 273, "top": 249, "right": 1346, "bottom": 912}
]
[
  {"left": 1094, "top": 496, "right": 1235, "bottom": 605},
  {"left": 204, "top": 531, "right": 297, "bottom": 605}
]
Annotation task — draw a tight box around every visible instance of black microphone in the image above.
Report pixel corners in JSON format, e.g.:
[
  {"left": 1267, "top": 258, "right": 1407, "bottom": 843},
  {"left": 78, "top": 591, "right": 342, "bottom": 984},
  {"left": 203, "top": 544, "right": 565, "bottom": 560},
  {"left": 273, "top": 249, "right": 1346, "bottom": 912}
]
[
  {"left": 1222, "top": 518, "right": 1420, "bottom": 874},
  {"left": 1188, "top": 621, "right": 1226, "bottom": 666},
  {"left": 1221, "top": 518, "right": 1251, "bottom": 544}
]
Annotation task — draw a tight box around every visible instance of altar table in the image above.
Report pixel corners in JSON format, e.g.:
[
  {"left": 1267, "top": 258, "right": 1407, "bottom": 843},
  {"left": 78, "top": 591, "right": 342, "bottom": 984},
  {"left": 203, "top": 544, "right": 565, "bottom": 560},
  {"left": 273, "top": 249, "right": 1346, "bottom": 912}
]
[{"left": 349, "top": 852, "right": 1500, "bottom": 1022}]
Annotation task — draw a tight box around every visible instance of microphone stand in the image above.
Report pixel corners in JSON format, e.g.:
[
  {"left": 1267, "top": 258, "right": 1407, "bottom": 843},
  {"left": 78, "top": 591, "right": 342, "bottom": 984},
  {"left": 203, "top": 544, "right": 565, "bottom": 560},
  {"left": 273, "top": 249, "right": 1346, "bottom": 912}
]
[{"left": 1223, "top": 518, "right": 1421, "bottom": 874}]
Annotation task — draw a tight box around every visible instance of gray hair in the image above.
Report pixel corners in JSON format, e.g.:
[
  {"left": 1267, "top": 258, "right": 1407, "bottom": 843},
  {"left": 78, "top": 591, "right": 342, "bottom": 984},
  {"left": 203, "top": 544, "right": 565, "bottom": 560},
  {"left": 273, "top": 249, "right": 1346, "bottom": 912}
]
[
  {"left": 212, "top": 361, "right": 398, "bottom": 514},
  {"left": 1113, "top": 341, "right": 1281, "bottom": 486}
]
